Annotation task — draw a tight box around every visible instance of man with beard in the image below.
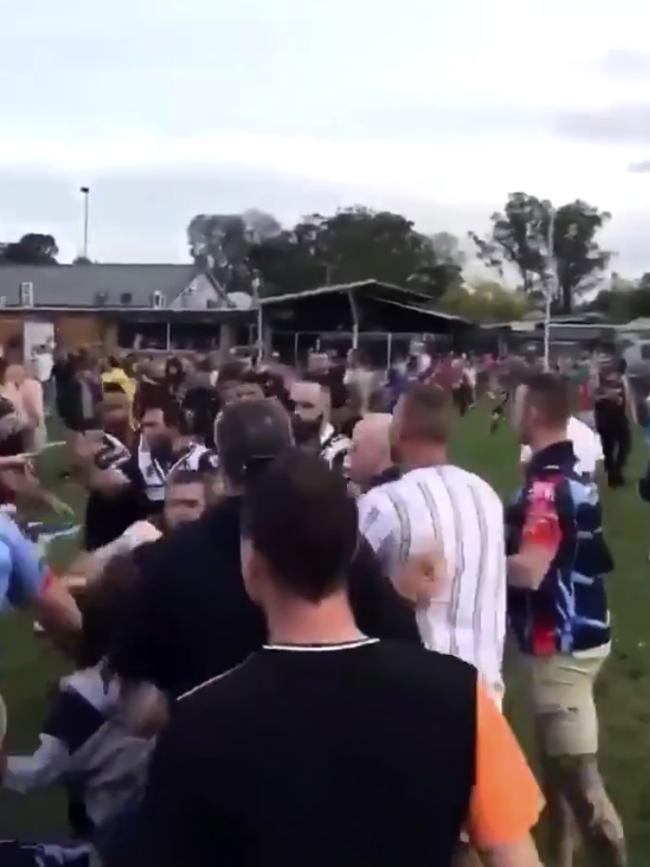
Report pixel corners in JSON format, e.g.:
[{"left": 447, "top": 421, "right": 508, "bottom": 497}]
[
  {"left": 87, "top": 399, "right": 217, "bottom": 521},
  {"left": 289, "top": 380, "right": 351, "bottom": 473}
]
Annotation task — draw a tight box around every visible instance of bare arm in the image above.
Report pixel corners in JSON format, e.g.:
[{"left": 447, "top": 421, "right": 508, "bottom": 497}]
[
  {"left": 33, "top": 576, "right": 82, "bottom": 636},
  {"left": 479, "top": 836, "right": 543, "bottom": 867},
  {"left": 507, "top": 544, "right": 555, "bottom": 591}
]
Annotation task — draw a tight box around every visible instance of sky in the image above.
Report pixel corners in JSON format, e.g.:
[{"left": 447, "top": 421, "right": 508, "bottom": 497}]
[{"left": 2, "top": 0, "right": 650, "bottom": 276}]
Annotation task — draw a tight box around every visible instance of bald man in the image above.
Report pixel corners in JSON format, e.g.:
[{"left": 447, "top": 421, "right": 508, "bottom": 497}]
[
  {"left": 348, "top": 414, "right": 399, "bottom": 491},
  {"left": 289, "top": 380, "right": 351, "bottom": 473}
]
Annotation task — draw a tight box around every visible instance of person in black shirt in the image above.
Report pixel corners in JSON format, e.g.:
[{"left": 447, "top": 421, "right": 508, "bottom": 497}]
[
  {"left": 132, "top": 451, "right": 543, "bottom": 867},
  {"left": 109, "top": 400, "right": 418, "bottom": 699},
  {"left": 595, "top": 360, "right": 636, "bottom": 488}
]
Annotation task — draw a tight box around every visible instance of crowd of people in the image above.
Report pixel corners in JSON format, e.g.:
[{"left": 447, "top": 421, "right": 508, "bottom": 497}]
[{"left": 0, "top": 339, "right": 637, "bottom": 866}]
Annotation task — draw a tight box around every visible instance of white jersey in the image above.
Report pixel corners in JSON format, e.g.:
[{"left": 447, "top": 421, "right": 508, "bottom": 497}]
[
  {"left": 137, "top": 440, "right": 215, "bottom": 503},
  {"left": 358, "top": 465, "right": 506, "bottom": 697},
  {"left": 520, "top": 416, "right": 604, "bottom": 477},
  {"left": 319, "top": 423, "right": 351, "bottom": 474}
]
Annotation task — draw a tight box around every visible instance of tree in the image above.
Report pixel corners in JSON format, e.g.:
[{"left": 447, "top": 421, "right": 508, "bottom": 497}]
[
  {"left": 553, "top": 200, "right": 611, "bottom": 314},
  {"left": 249, "top": 207, "right": 460, "bottom": 300},
  {"left": 471, "top": 193, "right": 612, "bottom": 313},
  {"left": 438, "top": 279, "right": 529, "bottom": 323},
  {"left": 1, "top": 233, "right": 59, "bottom": 265},
  {"left": 430, "top": 231, "right": 466, "bottom": 267},
  {"left": 72, "top": 256, "right": 93, "bottom": 265},
  {"left": 187, "top": 210, "right": 282, "bottom": 293},
  {"left": 470, "top": 192, "right": 550, "bottom": 292}
]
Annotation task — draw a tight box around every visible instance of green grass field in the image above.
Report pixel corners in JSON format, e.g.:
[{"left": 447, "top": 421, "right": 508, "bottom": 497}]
[{"left": 1, "top": 411, "right": 650, "bottom": 862}]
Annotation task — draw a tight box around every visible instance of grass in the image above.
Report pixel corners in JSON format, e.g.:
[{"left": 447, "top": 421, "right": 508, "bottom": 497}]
[{"left": 1, "top": 410, "right": 650, "bottom": 860}]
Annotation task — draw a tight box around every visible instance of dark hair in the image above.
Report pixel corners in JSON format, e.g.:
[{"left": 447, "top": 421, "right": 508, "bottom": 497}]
[
  {"left": 525, "top": 372, "right": 571, "bottom": 427},
  {"left": 241, "top": 450, "right": 358, "bottom": 602},
  {"left": 239, "top": 370, "right": 266, "bottom": 390},
  {"left": 400, "top": 384, "right": 452, "bottom": 444},
  {"left": 217, "top": 399, "right": 292, "bottom": 487},
  {"left": 140, "top": 399, "right": 182, "bottom": 429},
  {"left": 76, "top": 554, "right": 140, "bottom": 668},
  {"left": 218, "top": 361, "right": 245, "bottom": 385},
  {"left": 166, "top": 468, "right": 207, "bottom": 488}
]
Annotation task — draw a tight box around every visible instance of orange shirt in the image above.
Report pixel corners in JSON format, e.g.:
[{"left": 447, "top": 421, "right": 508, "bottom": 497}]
[{"left": 467, "top": 683, "right": 543, "bottom": 848}]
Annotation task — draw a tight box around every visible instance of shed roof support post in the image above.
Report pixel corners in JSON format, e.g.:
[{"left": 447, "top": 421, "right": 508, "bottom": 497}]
[{"left": 347, "top": 289, "right": 359, "bottom": 350}]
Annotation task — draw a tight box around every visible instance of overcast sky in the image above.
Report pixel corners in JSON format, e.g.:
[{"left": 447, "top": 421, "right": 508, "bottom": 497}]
[{"left": 2, "top": 0, "right": 650, "bottom": 275}]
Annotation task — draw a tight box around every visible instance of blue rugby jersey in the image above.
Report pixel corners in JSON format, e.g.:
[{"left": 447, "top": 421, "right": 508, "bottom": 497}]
[{"left": 507, "top": 440, "right": 614, "bottom": 655}]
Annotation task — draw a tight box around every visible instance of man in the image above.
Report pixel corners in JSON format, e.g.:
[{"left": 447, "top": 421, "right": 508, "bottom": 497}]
[
  {"left": 348, "top": 413, "right": 398, "bottom": 491},
  {"left": 109, "top": 400, "right": 417, "bottom": 699},
  {"left": 508, "top": 373, "right": 625, "bottom": 866},
  {"left": 595, "top": 360, "right": 636, "bottom": 488},
  {"left": 65, "top": 469, "right": 210, "bottom": 588},
  {"left": 0, "top": 511, "right": 81, "bottom": 735},
  {"left": 76, "top": 390, "right": 141, "bottom": 551},
  {"left": 234, "top": 371, "right": 266, "bottom": 402},
  {"left": 215, "top": 362, "right": 244, "bottom": 409},
  {"left": 133, "top": 451, "right": 543, "bottom": 867},
  {"left": 359, "top": 384, "right": 506, "bottom": 701},
  {"left": 88, "top": 401, "right": 217, "bottom": 519},
  {"left": 289, "top": 380, "right": 351, "bottom": 472},
  {"left": 520, "top": 414, "right": 603, "bottom": 481}
]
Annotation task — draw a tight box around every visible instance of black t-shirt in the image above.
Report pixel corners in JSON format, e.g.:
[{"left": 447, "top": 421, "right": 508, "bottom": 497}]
[
  {"left": 110, "top": 499, "right": 418, "bottom": 698},
  {"left": 133, "top": 640, "right": 476, "bottom": 867}
]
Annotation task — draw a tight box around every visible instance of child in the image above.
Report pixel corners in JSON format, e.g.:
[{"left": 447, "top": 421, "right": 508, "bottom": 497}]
[{"left": 0, "top": 555, "right": 153, "bottom": 840}]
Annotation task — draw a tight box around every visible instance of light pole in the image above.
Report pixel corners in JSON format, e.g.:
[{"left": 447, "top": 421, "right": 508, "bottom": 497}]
[
  {"left": 543, "top": 206, "right": 557, "bottom": 372},
  {"left": 80, "top": 186, "right": 90, "bottom": 260}
]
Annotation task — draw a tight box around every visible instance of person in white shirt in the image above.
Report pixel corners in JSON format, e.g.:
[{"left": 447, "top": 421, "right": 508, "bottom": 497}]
[
  {"left": 520, "top": 415, "right": 604, "bottom": 480},
  {"left": 358, "top": 384, "right": 506, "bottom": 701}
]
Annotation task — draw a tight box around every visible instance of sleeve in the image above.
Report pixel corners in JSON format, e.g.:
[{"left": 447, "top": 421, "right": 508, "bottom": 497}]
[
  {"left": 0, "top": 515, "right": 47, "bottom": 608},
  {"left": 198, "top": 450, "right": 220, "bottom": 473},
  {"left": 520, "top": 479, "right": 562, "bottom": 558},
  {"left": 467, "top": 683, "right": 543, "bottom": 849},
  {"left": 4, "top": 735, "right": 70, "bottom": 793},
  {"left": 357, "top": 489, "right": 400, "bottom": 573},
  {"left": 2, "top": 686, "right": 104, "bottom": 793},
  {"left": 348, "top": 536, "right": 420, "bottom": 643}
]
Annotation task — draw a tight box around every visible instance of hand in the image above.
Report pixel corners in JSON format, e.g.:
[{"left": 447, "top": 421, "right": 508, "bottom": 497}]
[{"left": 394, "top": 546, "right": 448, "bottom": 606}]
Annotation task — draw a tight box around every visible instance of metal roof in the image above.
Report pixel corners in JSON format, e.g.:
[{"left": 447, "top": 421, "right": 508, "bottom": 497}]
[
  {"left": 370, "top": 296, "right": 470, "bottom": 324},
  {"left": 0, "top": 264, "right": 198, "bottom": 308},
  {"left": 259, "top": 279, "right": 435, "bottom": 307}
]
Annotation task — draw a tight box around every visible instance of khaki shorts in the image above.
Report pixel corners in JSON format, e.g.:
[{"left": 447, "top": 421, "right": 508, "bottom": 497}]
[{"left": 516, "top": 646, "right": 609, "bottom": 757}]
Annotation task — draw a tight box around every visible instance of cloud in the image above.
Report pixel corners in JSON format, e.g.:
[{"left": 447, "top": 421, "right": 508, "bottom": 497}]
[
  {"left": 597, "top": 50, "right": 650, "bottom": 81},
  {"left": 556, "top": 104, "right": 650, "bottom": 143},
  {"left": 629, "top": 161, "right": 650, "bottom": 173}
]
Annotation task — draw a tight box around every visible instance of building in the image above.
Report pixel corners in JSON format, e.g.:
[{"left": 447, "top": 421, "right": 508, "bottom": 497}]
[
  {"left": 0, "top": 264, "right": 254, "bottom": 357},
  {"left": 260, "top": 279, "right": 473, "bottom": 365}
]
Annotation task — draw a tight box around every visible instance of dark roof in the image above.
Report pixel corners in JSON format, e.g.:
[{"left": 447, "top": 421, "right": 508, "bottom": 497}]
[
  {"left": 0, "top": 264, "right": 198, "bottom": 308},
  {"left": 259, "top": 279, "right": 435, "bottom": 307},
  {"left": 260, "top": 279, "right": 470, "bottom": 325}
]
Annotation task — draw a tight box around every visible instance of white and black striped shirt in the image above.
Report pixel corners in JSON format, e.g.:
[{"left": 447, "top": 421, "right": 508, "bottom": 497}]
[{"left": 358, "top": 465, "right": 506, "bottom": 697}]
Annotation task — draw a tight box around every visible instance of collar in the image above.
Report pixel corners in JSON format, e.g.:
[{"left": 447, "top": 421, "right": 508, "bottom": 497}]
[{"left": 527, "top": 440, "right": 576, "bottom": 477}]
